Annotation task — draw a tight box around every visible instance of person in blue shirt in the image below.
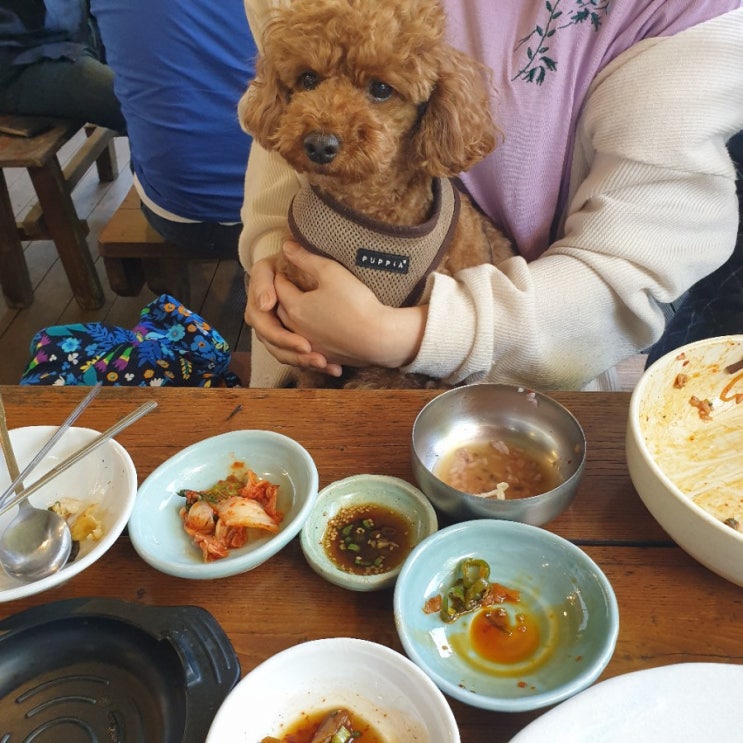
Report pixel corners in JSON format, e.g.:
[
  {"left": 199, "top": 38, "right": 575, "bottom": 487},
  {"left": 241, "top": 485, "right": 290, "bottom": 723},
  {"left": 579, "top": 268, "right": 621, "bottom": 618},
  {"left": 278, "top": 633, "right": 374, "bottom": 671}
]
[
  {"left": 0, "top": 0, "right": 126, "bottom": 131},
  {"left": 90, "top": 0, "right": 255, "bottom": 255}
]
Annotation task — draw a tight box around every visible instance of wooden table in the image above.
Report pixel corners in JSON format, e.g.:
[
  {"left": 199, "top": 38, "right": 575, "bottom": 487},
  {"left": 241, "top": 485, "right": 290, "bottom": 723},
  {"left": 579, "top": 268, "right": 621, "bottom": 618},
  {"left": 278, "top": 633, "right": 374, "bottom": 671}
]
[{"left": 0, "top": 386, "right": 741, "bottom": 741}]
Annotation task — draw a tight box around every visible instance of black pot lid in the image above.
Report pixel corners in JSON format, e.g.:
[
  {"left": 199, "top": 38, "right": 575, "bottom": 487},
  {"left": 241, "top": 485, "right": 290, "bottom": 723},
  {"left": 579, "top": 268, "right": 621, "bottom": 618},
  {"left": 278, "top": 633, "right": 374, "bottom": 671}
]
[{"left": 0, "top": 596, "right": 241, "bottom": 742}]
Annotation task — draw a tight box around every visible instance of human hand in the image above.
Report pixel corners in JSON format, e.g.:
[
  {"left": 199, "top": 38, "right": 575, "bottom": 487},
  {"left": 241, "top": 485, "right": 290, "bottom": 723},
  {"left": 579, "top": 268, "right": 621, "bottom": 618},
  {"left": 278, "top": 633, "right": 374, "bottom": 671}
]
[
  {"left": 275, "top": 242, "right": 427, "bottom": 369},
  {"left": 244, "top": 253, "right": 339, "bottom": 373}
]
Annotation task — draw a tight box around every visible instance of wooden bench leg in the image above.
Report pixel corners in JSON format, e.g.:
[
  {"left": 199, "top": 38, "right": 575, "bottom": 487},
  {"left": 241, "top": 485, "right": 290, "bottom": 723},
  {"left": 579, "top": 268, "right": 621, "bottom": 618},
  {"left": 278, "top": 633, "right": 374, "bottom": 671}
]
[
  {"left": 102, "top": 255, "right": 145, "bottom": 296},
  {"left": 28, "top": 158, "right": 104, "bottom": 310},
  {"left": 95, "top": 139, "right": 118, "bottom": 182},
  {"left": 143, "top": 258, "right": 192, "bottom": 304},
  {"left": 84, "top": 126, "right": 118, "bottom": 182},
  {"left": 0, "top": 172, "right": 34, "bottom": 308}
]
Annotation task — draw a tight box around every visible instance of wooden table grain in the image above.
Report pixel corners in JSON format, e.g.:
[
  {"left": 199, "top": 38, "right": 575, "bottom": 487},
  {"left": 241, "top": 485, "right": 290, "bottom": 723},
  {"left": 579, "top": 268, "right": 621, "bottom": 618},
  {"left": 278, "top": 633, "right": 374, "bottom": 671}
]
[{"left": 0, "top": 386, "right": 741, "bottom": 742}]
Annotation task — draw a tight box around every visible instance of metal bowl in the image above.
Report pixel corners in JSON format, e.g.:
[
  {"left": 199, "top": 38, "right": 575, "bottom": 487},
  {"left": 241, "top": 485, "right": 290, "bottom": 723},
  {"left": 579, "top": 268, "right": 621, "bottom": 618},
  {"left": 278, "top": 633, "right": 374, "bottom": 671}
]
[{"left": 411, "top": 384, "right": 586, "bottom": 526}]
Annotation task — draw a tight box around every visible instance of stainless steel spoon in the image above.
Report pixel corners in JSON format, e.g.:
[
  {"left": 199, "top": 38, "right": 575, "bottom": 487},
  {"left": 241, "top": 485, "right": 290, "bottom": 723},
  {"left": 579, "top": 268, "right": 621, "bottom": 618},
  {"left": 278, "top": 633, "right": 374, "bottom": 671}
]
[{"left": 0, "top": 395, "right": 72, "bottom": 582}]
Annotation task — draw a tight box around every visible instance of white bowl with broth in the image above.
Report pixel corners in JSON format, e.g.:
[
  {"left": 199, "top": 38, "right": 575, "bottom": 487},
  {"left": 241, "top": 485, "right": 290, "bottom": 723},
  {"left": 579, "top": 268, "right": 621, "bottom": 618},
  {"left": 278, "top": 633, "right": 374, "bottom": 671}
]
[
  {"left": 206, "top": 637, "right": 459, "bottom": 742},
  {"left": 411, "top": 384, "right": 586, "bottom": 526},
  {"left": 626, "top": 335, "right": 743, "bottom": 586}
]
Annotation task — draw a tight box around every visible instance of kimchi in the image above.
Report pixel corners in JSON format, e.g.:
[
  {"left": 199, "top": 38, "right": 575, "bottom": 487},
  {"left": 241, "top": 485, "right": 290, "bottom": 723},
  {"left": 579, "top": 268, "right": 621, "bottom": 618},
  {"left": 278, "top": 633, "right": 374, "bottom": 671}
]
[{"left": 178, "top": 466, "right": 284, "bottom": 561}]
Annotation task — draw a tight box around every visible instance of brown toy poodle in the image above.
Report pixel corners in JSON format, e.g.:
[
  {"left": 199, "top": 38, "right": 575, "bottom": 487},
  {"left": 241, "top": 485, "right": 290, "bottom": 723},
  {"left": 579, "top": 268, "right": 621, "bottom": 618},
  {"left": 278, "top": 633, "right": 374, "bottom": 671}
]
[{"left": 239, "top": 0, "right": 514, "bottom": 388}]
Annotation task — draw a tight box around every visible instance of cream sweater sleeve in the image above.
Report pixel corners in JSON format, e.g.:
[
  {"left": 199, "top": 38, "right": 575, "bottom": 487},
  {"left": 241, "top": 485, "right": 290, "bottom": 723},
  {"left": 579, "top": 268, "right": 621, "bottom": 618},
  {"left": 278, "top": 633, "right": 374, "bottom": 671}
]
[
  {"left": 239, "top": 0, "right": 302, "bottom": 272},
  {"left": 404, "top": 10, "right": 743, "bottom": 391}
]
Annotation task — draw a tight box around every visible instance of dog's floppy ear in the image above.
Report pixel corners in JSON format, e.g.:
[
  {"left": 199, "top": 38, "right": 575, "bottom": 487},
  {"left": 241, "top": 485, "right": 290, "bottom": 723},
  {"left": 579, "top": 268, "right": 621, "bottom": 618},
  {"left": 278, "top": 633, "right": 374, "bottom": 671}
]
[
  {"left": 238, "top": 53, "right": 288, "bottom": 149},
  {"left": 412, "top": 47, "right": 499, "bottom": 177}
]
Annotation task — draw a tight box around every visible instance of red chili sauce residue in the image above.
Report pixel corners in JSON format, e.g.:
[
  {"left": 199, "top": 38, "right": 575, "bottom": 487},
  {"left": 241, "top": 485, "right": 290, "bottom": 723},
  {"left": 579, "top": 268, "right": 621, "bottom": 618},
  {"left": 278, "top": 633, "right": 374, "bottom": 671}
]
[{"left": 721, "top": 370, "right": 743, "bottom": 404}]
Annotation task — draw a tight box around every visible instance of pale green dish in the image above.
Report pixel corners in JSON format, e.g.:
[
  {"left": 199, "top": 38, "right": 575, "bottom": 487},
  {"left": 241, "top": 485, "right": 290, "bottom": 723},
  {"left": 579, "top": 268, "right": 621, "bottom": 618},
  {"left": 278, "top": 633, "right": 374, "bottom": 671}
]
[
  {"left": 129, "top": 430, "right": 318, "bottom": 580},
  {"left": 300, "top": 474, "right": 438, "bottom": 591},
  {"left": 394, "top": 519, "right": 619, "bottom": 712}
]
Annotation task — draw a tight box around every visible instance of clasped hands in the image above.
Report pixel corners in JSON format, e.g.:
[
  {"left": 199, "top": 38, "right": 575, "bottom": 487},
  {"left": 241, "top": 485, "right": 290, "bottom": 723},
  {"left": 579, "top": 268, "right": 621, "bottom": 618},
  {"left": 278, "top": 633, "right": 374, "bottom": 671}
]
[{"left": 244, "top": 241, "right": 427, "bottom": 376}]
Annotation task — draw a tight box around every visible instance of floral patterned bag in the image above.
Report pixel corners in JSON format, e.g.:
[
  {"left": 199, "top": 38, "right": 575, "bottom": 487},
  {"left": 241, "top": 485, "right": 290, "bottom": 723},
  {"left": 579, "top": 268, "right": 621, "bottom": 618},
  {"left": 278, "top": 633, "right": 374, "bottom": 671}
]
[{"left": 20, "top": 295, "right": 241, "bottom": 387}]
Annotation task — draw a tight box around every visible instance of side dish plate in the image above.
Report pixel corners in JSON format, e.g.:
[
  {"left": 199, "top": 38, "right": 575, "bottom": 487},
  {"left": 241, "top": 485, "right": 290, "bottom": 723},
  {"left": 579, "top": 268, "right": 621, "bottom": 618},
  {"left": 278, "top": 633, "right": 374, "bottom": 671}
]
[{"left": 0, "top": 597, "right": 241, "bottom": 742}]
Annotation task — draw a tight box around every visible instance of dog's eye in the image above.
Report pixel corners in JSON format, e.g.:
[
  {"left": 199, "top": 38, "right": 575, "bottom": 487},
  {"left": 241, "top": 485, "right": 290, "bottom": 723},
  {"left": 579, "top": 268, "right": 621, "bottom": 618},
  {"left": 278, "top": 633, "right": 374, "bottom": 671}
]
[
  {"left": 368, "top": 80, "right": 394, "bottom": 102},
  {"left": 297, "top": 71, "right": 320, "bottom": 91}
]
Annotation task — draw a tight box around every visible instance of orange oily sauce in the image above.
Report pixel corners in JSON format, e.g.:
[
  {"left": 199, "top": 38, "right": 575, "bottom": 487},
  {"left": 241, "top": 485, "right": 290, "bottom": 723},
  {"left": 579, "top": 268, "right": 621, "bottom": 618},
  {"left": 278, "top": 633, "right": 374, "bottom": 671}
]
[
  {"left": 469, "top": 606, "right": 541, "bottom": 665},
  {"left": 442, "top": 575, "right": 558, "bottom": 676},
  {"left": 435, "top": 438, "right": 562, "bottom": 499}
]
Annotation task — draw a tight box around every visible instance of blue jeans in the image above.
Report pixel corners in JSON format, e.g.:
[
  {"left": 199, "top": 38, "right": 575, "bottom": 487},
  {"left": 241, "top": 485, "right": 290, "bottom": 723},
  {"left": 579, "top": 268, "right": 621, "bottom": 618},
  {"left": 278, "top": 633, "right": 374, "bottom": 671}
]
[
  {"left": 0, "top": 50, "right": 126, "bottom": 133},
  {"left": 140, "top": 202, "right": 243, "bottom": 257},
  {"left": 645, "top": 238, "right": 743, "bottom": 366},
  {"left": 646, "top": 135, "right": 743, "bottom": 366}
]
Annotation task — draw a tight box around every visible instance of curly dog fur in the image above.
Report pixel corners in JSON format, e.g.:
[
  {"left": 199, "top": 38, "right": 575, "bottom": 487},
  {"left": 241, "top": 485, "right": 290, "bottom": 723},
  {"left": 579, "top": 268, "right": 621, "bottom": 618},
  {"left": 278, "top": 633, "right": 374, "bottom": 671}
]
[{"left": 239, "top": 0, "right": 513, "bottom": 388}]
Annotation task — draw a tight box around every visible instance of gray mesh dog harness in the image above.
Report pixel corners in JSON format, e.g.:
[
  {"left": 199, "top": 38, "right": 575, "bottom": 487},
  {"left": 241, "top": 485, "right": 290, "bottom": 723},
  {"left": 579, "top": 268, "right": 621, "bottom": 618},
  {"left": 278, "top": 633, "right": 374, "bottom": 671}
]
[{"left": 288, "top": 178, "right": 461, "bottom": 307}]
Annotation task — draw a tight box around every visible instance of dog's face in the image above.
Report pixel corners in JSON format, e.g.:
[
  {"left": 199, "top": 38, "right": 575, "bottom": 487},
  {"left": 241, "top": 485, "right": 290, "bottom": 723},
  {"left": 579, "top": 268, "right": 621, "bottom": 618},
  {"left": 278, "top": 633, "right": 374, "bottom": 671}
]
[{"left": 239, "top": 0, "right": 498, "bottom": 185}]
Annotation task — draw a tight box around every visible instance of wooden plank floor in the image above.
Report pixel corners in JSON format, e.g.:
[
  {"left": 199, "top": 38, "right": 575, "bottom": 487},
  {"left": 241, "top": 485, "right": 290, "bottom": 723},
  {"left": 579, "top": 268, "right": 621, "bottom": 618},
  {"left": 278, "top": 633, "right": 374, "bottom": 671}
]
[
  {"left": 0, "top": 132, "right": 250, "bottom": 385},
  {"left": 0, "top": 131, "right": 646, "bottom": 389}
]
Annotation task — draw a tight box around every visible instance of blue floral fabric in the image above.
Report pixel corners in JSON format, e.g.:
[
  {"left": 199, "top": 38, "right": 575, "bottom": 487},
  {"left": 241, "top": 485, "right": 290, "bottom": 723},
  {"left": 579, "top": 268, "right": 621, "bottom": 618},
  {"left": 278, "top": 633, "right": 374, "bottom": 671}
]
[{"left": 20, "top": 295, "right": 241, "bottom": 387}]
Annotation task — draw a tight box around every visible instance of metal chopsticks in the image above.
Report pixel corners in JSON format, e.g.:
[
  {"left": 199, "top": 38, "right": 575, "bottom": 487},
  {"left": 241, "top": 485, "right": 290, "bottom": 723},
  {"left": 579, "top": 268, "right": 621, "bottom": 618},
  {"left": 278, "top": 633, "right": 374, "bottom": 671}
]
[
  {"left": 0, "top": 383, "right": 102, "bottom": 509},
  {"left": 0, "top": 399, "right": 157, "bottom": 518}
]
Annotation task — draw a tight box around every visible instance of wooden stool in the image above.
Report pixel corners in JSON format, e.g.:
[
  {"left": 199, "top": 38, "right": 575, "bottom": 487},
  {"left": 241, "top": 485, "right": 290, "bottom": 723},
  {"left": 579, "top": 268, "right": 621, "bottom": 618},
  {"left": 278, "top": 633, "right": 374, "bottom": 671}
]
[
  {"left": 0, "top": 115, "right": 118, "bottom": 310},
  {"left": 98, "top": 186, "right": 237, "bottom": 305}
]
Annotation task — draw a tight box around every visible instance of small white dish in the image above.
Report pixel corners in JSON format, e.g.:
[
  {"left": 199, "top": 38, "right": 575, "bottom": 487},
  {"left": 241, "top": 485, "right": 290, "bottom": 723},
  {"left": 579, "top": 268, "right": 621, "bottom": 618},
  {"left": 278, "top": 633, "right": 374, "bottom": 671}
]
[
  {"left": 129, "top": 430, "right": 318, "bottom": 579},
  {"left": 0, "top": 426, "right": 137, "bottom": 603},
  {"left": 300, "top": 474, "right": 438, "bottom": 591}
]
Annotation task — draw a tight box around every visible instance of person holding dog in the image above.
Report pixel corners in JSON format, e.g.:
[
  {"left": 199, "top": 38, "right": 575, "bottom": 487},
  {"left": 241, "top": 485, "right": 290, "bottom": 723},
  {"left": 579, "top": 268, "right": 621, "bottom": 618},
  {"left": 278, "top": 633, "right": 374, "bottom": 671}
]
[{"left": 240, "top": 0, "right": 743, "bottom": 389}]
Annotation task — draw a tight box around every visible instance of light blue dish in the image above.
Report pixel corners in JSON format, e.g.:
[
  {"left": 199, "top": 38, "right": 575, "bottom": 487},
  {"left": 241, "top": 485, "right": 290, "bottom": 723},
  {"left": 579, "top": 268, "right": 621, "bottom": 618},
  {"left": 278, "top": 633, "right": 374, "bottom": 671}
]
[
  {"left": 393, "top": 520, "right": 619, "bottom": 712},
  {"left": 300, "top": 474, "right": 438, "bottom": 591},
  {"left": 128, "top": 430, "right": 318, "bottom": 579}
]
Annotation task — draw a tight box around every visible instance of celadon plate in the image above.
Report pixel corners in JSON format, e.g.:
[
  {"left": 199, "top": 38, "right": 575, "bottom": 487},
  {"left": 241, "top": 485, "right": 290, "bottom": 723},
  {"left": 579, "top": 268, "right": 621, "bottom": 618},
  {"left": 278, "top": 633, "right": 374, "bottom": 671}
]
[{"left": 393, "top": 519, "right": 619, "bottom": 712}]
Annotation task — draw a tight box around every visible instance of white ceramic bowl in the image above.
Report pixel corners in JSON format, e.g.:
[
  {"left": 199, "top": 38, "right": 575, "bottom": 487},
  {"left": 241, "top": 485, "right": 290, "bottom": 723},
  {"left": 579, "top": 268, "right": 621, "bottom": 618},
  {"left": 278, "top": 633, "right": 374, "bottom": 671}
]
[
  {"left": 394, "top": 520, "right": 619, "bottom": 712},
  {"left": 206, "top": 637, "right": 460, "bottom": 742},
  {"left": 0, "top": 426, "right": 137, "bottom": 603},
  {"left": 626, "top": 335, "right": 743, "bottom": 586},
  {"left": 300, "top": 474, "right": 438, "bottom": 591},
  {"left": 129, "top": 430, "right": 318, "bottom": 579}
]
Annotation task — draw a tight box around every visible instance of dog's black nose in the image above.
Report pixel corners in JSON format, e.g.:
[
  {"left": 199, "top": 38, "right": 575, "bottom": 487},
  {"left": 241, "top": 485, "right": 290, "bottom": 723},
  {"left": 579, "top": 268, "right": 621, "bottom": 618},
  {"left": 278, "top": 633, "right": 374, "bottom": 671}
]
[{"left": 303, "top": 132, "right": 340, "bottom": 164}]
